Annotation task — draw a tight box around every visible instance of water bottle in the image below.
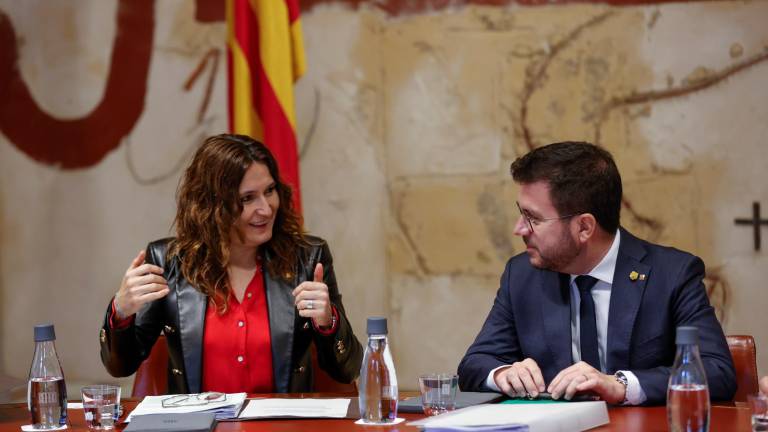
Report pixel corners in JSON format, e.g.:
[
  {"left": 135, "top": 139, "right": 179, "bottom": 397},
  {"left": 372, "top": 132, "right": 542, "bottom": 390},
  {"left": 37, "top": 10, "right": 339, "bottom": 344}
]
[
  {"left": 27, "top": 324, "right": 68, "bottom": 429},
  {"left": 667, "top": 326, "right": 710, "bottom": 432},
  {"left": 358, "top": 317, "right": 398, "bottom": 424}
]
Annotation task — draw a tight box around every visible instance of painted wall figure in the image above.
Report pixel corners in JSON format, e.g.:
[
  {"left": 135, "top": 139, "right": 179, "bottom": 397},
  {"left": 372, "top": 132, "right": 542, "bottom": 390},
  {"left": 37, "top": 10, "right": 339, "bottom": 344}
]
[{"left": 0, "top": 0, "right": 154, "bottom": 169}]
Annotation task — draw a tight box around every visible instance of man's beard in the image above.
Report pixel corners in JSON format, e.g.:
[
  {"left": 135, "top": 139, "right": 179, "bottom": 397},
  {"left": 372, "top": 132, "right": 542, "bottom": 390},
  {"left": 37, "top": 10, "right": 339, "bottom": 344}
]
[{"left": 525, "top": 228, "right": 581, "bottom": 272}]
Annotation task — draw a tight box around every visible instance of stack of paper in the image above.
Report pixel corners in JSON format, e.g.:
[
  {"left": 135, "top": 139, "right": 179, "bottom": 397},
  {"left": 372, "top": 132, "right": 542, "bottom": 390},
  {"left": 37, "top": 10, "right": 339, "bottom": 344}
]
[
  {"left": 423, "top": 425, "right": 529, "bottom": 432},
  {"left": 238, "top": 398, "right": 351, "bottom": 419},
  {"left": 409, "top": 401, "right": 609, "bottom": 432},
  {"left": 126, "top": 393, "right": 247, "bottom": 421}
]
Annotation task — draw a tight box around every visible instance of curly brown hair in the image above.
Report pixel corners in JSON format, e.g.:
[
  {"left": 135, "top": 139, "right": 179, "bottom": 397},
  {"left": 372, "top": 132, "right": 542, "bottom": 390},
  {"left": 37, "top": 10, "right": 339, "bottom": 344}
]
[{"left": 169, "top": 134, "right": 306, "bottom": 311}]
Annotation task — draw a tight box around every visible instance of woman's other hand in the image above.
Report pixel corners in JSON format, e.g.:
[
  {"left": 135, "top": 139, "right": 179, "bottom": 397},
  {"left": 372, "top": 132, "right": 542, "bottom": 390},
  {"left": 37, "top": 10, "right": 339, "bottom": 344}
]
[
  {"left": 114, "top": 250, "right": 169, "bottom": 319},
  {"left": 292, "top": 263, "right": 332, "bottom": 327}
]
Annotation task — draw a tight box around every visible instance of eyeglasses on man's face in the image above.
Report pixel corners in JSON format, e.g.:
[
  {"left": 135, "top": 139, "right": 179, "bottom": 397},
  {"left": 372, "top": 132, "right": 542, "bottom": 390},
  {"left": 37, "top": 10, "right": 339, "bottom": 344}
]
[{"left": 516, "top": 202, "right": 579, "bottom": 233}]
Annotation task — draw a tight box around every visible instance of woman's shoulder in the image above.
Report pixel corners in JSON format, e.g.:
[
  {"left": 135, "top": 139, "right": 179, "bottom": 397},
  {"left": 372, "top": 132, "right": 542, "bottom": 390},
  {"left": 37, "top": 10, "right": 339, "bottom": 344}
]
[
  {"left": 295, "top": 234, "right": 332, "bottom": 265},
  {"left": 301, "top": 234, "right": 334, "bottom": 255},
  {"left": 302, "top": 234, "right": 327, "bottom": 249},
  {"left": 145, "top": 237, "right": 176, "bottom": 264},
  {"left": 147, "top": 237, "right": 174, "bottom": 247}
]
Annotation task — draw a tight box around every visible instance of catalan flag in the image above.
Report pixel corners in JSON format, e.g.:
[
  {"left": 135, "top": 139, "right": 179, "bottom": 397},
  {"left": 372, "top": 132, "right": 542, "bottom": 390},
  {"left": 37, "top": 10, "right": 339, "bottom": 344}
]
[{"left": 227, "top": 0, "right": 306, "bottom": 211}]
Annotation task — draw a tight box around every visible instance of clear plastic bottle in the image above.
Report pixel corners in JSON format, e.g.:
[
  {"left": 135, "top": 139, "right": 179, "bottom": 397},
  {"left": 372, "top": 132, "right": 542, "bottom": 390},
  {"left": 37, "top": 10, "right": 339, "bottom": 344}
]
[
  {"left": 27, "top": 324, "right": 68, "bottom": 429},
  {"left": 358, "top": 317, "right": 398, "bottom": 424},
  {"left": 667, "top": 326, "right": 710, "bottom": 432}
]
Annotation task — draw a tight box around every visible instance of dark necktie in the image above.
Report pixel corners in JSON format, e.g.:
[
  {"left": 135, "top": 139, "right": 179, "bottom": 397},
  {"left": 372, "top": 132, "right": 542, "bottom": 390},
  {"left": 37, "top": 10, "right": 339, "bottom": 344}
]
[{"left": 576, "top": 275, "right": 601, "bottom": 370}]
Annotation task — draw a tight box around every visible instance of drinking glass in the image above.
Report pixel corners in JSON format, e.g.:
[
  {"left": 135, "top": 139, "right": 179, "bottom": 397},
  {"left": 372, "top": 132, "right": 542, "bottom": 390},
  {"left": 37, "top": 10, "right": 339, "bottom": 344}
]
[
  {"left": 418, "top": 373, "right": 458, "bottom": 416},
  {"left": 749, "top": 393, "right": 768, "bottom": 432},
  {"left": 81, "top": 385, "right": 121, "bottom": 430}
]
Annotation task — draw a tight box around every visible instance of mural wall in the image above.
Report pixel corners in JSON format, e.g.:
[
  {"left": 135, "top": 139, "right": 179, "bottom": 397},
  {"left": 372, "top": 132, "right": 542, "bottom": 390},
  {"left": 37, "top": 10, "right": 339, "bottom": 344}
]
[
  {"left": 0, "top": 0, "right": 229, "bottom": 397},
  {"left": 294, "top": 0, "right": 768, "bottom": 387},
  {"left": 1, "top": 0, "right": 766, "bottom": 397}
]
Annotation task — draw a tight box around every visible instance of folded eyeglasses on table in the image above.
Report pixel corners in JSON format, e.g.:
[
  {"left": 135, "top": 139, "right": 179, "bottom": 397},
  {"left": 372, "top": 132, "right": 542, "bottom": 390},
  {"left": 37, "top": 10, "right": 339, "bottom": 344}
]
[{"left": 161, "top": 392, "right": 227, "bottom": 408}]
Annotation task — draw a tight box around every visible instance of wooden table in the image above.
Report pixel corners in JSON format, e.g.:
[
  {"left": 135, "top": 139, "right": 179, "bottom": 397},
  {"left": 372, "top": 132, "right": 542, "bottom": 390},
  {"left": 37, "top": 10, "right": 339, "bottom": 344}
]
[{"left": 0, "top": 394, "right": 753, "bottom": 431}]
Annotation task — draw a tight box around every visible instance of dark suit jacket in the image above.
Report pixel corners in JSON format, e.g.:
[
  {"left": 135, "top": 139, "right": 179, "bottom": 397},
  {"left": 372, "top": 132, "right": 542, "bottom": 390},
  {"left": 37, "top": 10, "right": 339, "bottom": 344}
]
[
  {"left": 458, "top": 228, "right": 735, "bottom": 405},
  {"left": 100, "top": 236, "right": 363, "bottom": 394}
]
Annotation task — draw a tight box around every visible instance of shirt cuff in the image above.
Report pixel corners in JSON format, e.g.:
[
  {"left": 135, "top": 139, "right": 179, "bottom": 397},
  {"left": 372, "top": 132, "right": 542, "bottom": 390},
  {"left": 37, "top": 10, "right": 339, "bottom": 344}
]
[
  {"left": 618, "top": 370, "right": 647, "bottom": 405},
  {"left": 485, "top": 365, "right": 511, "bottom": 392},
  {"left": 312, "top": 305, "right": 339, "bottom": 336},
  {"left": 109, "top": 298, "right": 134, "bottom": 329}
]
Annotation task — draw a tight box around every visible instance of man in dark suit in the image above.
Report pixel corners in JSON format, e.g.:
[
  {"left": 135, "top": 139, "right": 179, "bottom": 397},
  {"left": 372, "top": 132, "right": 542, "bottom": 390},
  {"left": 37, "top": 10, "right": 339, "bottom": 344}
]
[{"left": 458, "top": 142, "right": 735, "bottom": 405}]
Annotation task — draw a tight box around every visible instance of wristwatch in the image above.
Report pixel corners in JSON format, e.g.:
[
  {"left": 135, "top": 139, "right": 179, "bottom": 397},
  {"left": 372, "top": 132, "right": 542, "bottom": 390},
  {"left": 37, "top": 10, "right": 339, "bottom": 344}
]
[{"left": 614, "top": 371, "right": 629, "bottom": 404}]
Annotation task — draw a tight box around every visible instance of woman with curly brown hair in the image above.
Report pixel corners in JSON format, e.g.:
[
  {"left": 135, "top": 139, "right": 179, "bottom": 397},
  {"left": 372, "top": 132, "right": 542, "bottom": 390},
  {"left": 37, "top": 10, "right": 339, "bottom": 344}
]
[{"left": 99, "top": 134, "right": 362, "bottom": 394}]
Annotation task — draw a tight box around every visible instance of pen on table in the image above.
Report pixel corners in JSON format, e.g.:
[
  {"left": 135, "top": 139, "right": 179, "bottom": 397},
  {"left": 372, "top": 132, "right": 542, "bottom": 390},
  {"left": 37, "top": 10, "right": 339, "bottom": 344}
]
[{"left": 524, "top": 392, "right": 599, "bottom": 402}]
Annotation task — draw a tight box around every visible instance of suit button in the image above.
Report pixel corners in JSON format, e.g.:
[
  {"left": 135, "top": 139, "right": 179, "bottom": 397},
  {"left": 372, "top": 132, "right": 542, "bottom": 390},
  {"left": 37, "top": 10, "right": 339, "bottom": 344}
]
[
  {"left": 164, "top": 325, "right": 175, "bottom": 334},
  {"left": 100, "top": 329, "right": 107, "bottom": 344},
  {"left": 295, "top": 366, "right": 306, "bottom": 374},
  {"left": 172, "top": 368, "right": 183, "bottom": 376}
]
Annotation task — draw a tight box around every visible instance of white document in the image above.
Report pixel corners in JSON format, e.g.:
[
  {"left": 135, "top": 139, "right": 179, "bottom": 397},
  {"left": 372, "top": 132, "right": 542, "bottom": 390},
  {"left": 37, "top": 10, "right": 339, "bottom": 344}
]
[
  {"left": 126, "top": 393, "right": 247, "bottom": 421},
  {"left": 238, "top": 398, "right": 350, "bottom": 419},
  {"left": 409, "top": 402, "right": 609, "bottom": 432}
]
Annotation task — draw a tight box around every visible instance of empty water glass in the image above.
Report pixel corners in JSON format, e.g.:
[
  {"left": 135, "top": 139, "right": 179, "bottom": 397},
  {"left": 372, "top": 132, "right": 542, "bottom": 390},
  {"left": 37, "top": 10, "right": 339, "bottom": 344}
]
[{"left": 418, "top": 373, "right": 458, "bottom": 416}]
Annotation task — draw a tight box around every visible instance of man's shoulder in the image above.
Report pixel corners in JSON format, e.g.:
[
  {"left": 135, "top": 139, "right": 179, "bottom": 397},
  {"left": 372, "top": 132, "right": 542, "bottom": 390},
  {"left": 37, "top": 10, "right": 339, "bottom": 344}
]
[
  {"left": 620, "top": 228, "right": 702, "bottom": 267},
  {"left": 502, "top": 251, "right": 555, "bottom": 284},
  {"left": 504, "top": 251, "right": 535, "bottom": 270}
]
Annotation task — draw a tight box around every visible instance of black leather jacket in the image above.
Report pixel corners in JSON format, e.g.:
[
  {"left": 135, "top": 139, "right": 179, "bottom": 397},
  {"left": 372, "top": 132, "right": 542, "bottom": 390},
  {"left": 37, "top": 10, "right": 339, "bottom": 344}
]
[{"left": 99, "top": 236, "right": 363, "bottom": 393}]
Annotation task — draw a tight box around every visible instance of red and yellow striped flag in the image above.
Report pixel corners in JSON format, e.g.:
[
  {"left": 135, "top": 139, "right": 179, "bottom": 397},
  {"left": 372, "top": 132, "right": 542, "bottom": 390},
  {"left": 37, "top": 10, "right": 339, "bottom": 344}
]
[{"left": 227, "top": 0, "right": 306, "bottom": 211}]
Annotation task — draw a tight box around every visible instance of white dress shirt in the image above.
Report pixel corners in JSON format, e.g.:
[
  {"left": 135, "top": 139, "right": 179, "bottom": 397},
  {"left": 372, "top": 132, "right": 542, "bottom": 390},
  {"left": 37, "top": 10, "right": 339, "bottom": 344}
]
[{"left": 485, "top": 230, "right": 647, "bottom": 405}]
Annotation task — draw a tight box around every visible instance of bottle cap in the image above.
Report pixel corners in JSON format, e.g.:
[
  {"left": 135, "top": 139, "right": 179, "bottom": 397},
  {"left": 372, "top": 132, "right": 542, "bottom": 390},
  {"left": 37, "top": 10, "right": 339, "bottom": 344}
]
[
  {"left": 34, "top": 324, "right": 56, "bottom": 342},
  {"left": 675, "top": 326, "right": 698, "bottom": 345},
  {"left": 367, "top": 317, "right": 388, "bottom": 335}
]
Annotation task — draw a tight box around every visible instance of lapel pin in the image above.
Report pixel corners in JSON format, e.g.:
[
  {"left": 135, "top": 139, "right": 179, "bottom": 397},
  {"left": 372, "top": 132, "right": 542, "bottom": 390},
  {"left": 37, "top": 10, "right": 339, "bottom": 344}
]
[
  {"left": 639, "top": 274, "right": 646, "bottom": 281},
  {"left": 629, "top": 271, "right": 639, "bottom": 281}
]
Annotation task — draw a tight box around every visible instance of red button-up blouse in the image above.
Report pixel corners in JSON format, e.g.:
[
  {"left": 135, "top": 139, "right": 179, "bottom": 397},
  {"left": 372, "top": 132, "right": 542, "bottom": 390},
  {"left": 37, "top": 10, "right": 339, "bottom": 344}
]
[
  {"left": 201, "top": 269, "right": 274, "bottom": 393},
  {"left": 110, "top": 267, "right": 340, "bottom": 393}
]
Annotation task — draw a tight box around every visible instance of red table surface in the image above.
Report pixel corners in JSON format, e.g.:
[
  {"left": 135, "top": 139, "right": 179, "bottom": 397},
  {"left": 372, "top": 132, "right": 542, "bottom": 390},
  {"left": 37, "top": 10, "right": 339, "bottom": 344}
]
[{"left": 0, "top": 393, "right": 752, "bottom": 431}]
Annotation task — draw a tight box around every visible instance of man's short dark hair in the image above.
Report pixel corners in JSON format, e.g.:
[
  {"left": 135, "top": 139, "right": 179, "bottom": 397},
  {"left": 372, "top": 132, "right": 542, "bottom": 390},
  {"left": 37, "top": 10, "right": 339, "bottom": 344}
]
[{"left": 510, "top": 141, "right": 622, "bottom": 233}]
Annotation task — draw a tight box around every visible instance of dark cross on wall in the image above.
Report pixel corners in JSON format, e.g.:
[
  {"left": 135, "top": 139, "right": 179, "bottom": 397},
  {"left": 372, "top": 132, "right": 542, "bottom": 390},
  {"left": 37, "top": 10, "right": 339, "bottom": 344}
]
[{"left": 734, "top": 202, "right": 768, "bottom": 251}]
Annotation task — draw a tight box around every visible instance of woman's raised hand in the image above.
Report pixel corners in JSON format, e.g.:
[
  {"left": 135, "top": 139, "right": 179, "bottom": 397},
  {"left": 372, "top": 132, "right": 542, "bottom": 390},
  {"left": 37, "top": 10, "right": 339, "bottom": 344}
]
[
  {"left": 114, "top": 250, "right": 169, "bottom": 319},
  {"left": 292, "top": 263, "right": 332, "bottom": 327}
]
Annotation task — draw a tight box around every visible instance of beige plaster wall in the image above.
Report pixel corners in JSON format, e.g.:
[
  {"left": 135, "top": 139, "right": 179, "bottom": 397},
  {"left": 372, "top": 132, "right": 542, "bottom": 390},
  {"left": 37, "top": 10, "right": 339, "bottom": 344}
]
[
  {"left": 295, "top": 1, "right": 768, "bottom": 389},
  {"left": 0, "top": 0, "right": 229, "bottom": 398},
  {"left": 1, "top": 0, "right": 766, "bottom": 399}
]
